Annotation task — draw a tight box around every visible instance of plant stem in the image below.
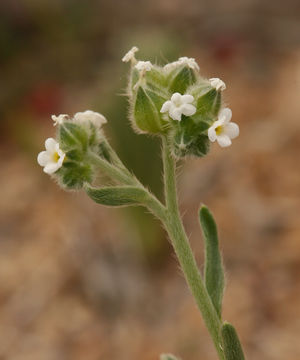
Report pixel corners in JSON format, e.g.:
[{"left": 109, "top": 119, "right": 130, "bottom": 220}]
[
  {"left": 88, "top": 151, "right": 136, "bottom": 186},
  {"left": 161, "top": 136, "right": 225, "bottom": 360}
]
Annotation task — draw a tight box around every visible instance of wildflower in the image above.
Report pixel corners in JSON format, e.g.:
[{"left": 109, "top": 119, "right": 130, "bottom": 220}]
[
  {"left": 37, "top": 138, "right": 65, "bottom": 174},
  {"left": 208, "top": 108, "right": 239, "bottom": 147},
  {"left": 51, "top": 114, "right": 70, "bottom": 126},
  {"left": 209, "top": 78, "right": 226, "bottom": 91},
  {"left": 178, "top": 57, "right": 200, "bottom": 71},
  {"left": 135, "top": 61, "right": 153, "bottom": 73},
  {"left": 74, "top": 110, "right": 107, "bottom": 127},
  {"left": 122, "top": 46, "right": 139, "bottom": 63},
  {"left": 164, "top": 57, "right": 200, "bottom": 72},
  {"left": 160, "top": 93, "right": 196, "bottom": 121}
]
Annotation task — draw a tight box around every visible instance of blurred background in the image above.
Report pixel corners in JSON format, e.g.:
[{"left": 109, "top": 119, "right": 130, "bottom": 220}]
[{"left": 0, "top": 0, "right": 300, "bottom": 359}]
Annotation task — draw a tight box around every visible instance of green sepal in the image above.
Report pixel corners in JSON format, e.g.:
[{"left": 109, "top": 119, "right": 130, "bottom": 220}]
[
  {"left": 196, "top": 88, "right": 221, "bottom": 118},
  {"left": 85, "top": 185, "right": 148, "bottom": 207},
  {"left": 58, "top": 122, "right": 88, "bottom": 151},
  {"left": 221, "top": 322, "right": 245, "bottom": 360},
  {"left": 168, "top": 66, "right": 197, "bottom": 94},
  {"left": 133, "top": 86, "right": 166, "bottom": 134},
  {"left": 171, "top": 124, "right": 210, "bottom": 158},
  {"left": 58, "top": 161, "right": 93, "bottom": 190},
  {"left": 145, "top": 66, "right": 168, "bottom": 89},
  {"left": 160, "top": 354, "right": 180, "bottom": 360},
  {"left": 199, "top": 205, "right": 225, "bottom": 317}
]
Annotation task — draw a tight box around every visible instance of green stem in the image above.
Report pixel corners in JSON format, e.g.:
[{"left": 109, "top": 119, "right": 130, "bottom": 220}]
[
  {"left": 161, "top": 136, "right": 225, "bottom": 360},
  {"left": 88, "top": 151, "right": 136, "bottom": 186}
]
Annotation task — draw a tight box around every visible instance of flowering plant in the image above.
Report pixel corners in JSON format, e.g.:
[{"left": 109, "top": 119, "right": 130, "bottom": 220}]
[{"left": 37, "top": 47, "right": 244, "bottom": 360}]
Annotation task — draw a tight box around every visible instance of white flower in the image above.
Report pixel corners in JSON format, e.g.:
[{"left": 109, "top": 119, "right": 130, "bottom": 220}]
[
  {"left": 37, "top": 138, "right": 65, "bottom": 174},
  {"left": 208, "top": 108, "right": 239, "bottom": 147},
  {"left": 122, "top": 46, "right": 139, "bottom": 63},
  {"left": 160, "top": 93, "right": 196, "bottom": 121},
  {"left": 209, "top": 78, "right": 226, "bottom": 91},
  {"left": 51, "top": 114, "right": 70, "bottom": 126},
  {"left": 135, "top": 61, "right": 153, "bottom": 72},
  {"left": 74, "top": 110, "right": 107, "bottom": 127},
  {"left": 178, "top": 57, "right": 200, "bottom": 71},
  {"left": 163, "top": 57, "right": 200, "bottom": 72},
  {"left": 163, "top": 62, "right": 178, "bottom": 72}
]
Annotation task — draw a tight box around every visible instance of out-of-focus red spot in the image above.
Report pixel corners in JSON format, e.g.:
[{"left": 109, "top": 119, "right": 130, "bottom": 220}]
[
  {"left": 26, "top": 82, "right": 63, "bottom": 116},
  {"left": 210, "top": 34, "right": 240, "bottom": 64}
]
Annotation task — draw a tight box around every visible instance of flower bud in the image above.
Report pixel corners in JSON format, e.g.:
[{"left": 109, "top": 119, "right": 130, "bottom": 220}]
[{"left": 170, "top": 124, "right": 210, "bottom": 158}]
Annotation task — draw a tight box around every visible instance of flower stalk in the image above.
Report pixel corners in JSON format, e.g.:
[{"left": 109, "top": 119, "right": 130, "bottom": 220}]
[{"left": 36, "top": 48, "right": 246, "bottom": 360}]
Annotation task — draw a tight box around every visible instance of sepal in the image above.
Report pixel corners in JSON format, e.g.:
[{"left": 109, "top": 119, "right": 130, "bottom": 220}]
[{"left": 132, "top": 86, "right": 168, "bottom": 134}]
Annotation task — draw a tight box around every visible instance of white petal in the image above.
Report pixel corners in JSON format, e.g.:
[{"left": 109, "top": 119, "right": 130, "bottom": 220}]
[
  {"left": 135, "top": 61, "right": 153, "bottom": 72},
  {"left": 44, "top": 162, "right": 60, "bottom": 174},
  {"left": 122, "top": 46, "right": 139, "bottom": 62},
  {"left": 217, "top": 134, "right": 232, "bottom": 147},
  {"left": 181, "top": 103, "right": 196, "bottom": 117},
  {"left": 169, "top": 107, "right": 182, "bottom": 121},
  {"left": 208, "top": 127, "right": 217, "bottom": 142},
  {"left": 224, "top": 122, "right": 239, "bottom": 139},
  {"left": 209, "top": 78, "right": 226, "bottom": 91},
  {"left": 171, "top": 93, "right": 181, "bottom": 103},
  {"left": 219, "top": 108, "right": 232, "bottom": 123},
  {"left": 37, "top": 151, "right": 50, "bottom": 166},
  {"left": 181, "top": 94, "right": 194, "bottom": 104},
  {"left": 45, "top": 138, "right": 57, "bottom": 152},
  {"left": 57, "top": 151, "right": 66, "bottom": 165},
  {"left": 160, "top": 101, "right": 171, "bottom": 113},
  {"left": 212, "top": 119, "right": 224, "bottom": 128}
]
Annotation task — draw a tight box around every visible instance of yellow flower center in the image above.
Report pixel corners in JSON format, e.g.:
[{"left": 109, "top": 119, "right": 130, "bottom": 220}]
[
  {"left": 53, "top": 152, "right": 60, "bottom": 163},
  {"left": 215, "top": 125, "right": 223, "bottom": 136}
]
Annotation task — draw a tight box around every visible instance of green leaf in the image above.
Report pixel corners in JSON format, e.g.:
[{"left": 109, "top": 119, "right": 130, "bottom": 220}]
[
  {"left": 221, "top": 322, "right": 245, "bottom": 360},
  {"left": 85, "top": 185, "right": 148, "bottom": 207},
  {"left": 160, "top": 354, "right": 180, "bottom": 360},
  {"left": 199, "top": 205, "right": 225, "bottom": 317}
]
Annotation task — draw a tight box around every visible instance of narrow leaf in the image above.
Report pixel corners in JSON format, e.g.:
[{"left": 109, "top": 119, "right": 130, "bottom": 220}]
[
  {"left": 199, "top": 205, "right": 225, "bottom": 317},
  {"left": 85, "top": 185, "right": 147, "bottom": 207},
  {"left": 160, "top": 354, "right": 180, "bottom": 360},
  {"left": 221, "top": 322, "right": 245, "bottom": 360}
]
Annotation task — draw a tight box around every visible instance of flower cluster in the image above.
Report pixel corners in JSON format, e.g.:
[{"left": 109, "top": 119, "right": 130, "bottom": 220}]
[
  {"left": 122, "top": 46, "right": 239, "bottom": 157},
  {"left": 37, "top": 110, "right": 108, "bottom": 188}
]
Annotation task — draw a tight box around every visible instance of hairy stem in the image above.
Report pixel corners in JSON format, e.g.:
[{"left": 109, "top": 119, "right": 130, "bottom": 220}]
[
  {"left": 160, "top": 136, "right": 225, "bottom": 360},
  {"left": 88, "top": 151, "right": 137, "bottom": 186}
]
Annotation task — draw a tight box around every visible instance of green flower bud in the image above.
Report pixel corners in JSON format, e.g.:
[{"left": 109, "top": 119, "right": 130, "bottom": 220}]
[{"left": 171, "top": 123, "right": 210, "bottom": 158}]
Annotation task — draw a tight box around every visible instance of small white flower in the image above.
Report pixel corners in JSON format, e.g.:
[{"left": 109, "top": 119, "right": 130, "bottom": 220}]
[
  {"left": 163, "top": 61, "right": 179, "bottom": 72},
  {"left": 208, "top": 108, "right": 239, "bottom": 147},
  {"left": 135, "top": 60, "right": 153, "bottom": 72},
  {"left": 160, "top": 92, "right": 196, "bottom": 121},
  {"left": 74, "top": 110, "right": 107, "bottom": 128},
  {"left": 51, "top": 114, "right": 70, "bottom": 126},
  {"left": 209, "top": 78, "right": 226, "bottom": 91},
  {"left": 37, "top": 138, "right": 65, "bottom": 174},
  {"left": 122, "top": 46, "right": 139, "bottom": 63},
  {"left": 178, "top": 57, "right": 200, "bottom": 71}
]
